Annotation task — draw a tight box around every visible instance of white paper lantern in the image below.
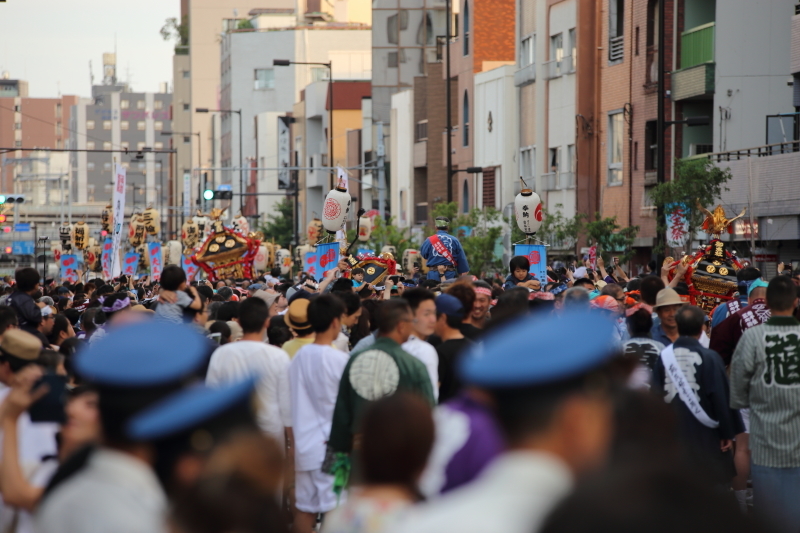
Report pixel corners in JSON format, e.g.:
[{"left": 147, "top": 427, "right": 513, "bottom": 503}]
[
  {"left": 232, "top": 214, "right": 249, "bottom": 236},
  {"left": 322, "top": 185, "right": 351, "bottom": 234},
  {"left": 515, "top": 188, "right": 543, "bottom": 235},
  {"left": 402, "top": 249, "right": 420, "bottom": 273},
  {"left": 254, "top": 245, "right": 268, "bottom": 271},
  {"left": 166, "top": 240, "right": 183, "bottom": 265},
  {"left": 59, "top": 223, "right": 73, "bottom": 250},
  {"left": 357, "top": 216, "right": 372, "bottom": 242},
  {"left": 276, "top": 248, "right": 291, "bottom": 276}
]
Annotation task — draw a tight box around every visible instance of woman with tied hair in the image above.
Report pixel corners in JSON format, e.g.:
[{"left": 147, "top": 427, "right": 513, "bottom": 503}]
[{"left": 323, "top": 392, "right": 435, "bottom": 533}]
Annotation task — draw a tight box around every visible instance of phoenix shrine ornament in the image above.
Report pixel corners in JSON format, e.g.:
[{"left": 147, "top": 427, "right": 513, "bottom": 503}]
[
  {"left": 322, "top": 178, "right": 351, "bottom": 234},
  {"left": 515, "top": 180, "right": 543, "bottom": 236}
]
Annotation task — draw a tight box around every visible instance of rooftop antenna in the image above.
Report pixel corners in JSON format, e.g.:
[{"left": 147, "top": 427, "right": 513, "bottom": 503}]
[{"left": 89, "top": 60, "right": 94, "bottom": 87}]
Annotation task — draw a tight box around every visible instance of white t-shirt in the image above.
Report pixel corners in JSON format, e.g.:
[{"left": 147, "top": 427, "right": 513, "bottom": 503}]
[
  {"left": 289, "top": 343, "right": 349, "bottom": 472},
  {"left": 402, "top": 336, "right": 439, "bottom": 401},
  {"left": 333, "top": 331, "right": 350, "bottom": 354},
  {"left": 206, "top": 341, "right": 292, "bottom": 447}
]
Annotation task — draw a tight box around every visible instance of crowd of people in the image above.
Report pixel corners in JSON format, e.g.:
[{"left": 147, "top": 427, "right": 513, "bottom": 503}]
[{"left": 0, "top": 250, "right": 797, "bottom": 533}]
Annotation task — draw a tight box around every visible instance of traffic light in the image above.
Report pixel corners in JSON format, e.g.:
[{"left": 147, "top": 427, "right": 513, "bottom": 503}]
[
  {"left": 3, "top": 247, "right": 10, "bottom": 254},
  {"left": 203, "top": 189, "right": 215, "bottom": 201},
  {"left": 205, "top": 190, "right": 233, "bottom": 200},
  {"left": 0, "top": 195, "right": 25, "bottom": 205},
  {"left": 0, "top": 215, "right": 7, "bottom": 223}
]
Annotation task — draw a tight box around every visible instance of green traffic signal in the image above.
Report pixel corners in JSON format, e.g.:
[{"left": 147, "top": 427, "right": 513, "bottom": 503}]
[
  {"left": 203, "top": 189, "right": 214, "bottom": 201},
  {"left": 0, "top": 195, "right": 6, "bottom": 204}
]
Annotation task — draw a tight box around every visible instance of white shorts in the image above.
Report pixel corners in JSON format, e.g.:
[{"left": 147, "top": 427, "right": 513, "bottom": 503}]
[
  {"left": 295, "top": 469, "right": 340, "bottom": 514},
  {"left": 741, "top": 408, "right": 750, "bottom": 434}
]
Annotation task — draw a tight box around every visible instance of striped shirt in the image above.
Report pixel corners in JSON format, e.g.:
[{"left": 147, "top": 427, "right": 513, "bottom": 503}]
[{"left": 730, "top": 316, "right": 800, "bottom": 467}]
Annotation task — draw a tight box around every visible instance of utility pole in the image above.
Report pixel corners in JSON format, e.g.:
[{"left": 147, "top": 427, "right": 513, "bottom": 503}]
[
  {"left": 655, "top": 0, "right": 667, "bottom": 272},
  {"left": 377, "top": 122, "right": 386, "bottom": 219},
  {"left": 445, "top": 0, "right": 453, "bottom": 203}
]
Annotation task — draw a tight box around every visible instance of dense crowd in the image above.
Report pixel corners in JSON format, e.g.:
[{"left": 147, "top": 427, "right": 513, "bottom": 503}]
[{"left": 0, "top": 252, "right": 797, "bottom": 533}]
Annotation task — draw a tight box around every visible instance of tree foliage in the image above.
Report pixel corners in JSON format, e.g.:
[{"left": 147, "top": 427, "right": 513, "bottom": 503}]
[
  {"left": 431, "top": 203, "right": 504, "bottom": 276},
  {"left": 649, "top": 157, "right": 733, "bottom": 253},
  {"left": 160, "top": 16, "right": 189, "bottom": 54},
  {"left": 367, "top": 216, "right": 419, "bottom": 260},
  {"left": 583, "top": 216, "right": 639, "bottom": 263},
  {"left": 259, "top": 198, "right": 294, "bottom": 248}
]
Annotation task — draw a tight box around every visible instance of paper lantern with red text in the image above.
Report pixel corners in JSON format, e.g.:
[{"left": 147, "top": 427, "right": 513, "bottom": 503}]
[{"left": 515, "top": 188, "right": 543, "bottom": 235}]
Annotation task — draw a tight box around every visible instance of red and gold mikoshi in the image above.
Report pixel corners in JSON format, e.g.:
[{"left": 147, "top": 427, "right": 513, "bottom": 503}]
[
  {"left": 307, "top": 218, "right": 323, "bottom": 244},
  {"left": 181, "top": 219, "right": 200, "bottom": 256},
  {"left": 101, "top": 204, "right": 113, "bottom": 234},
  {"left": 142, "top": 206, "right": 160, "bottom": 237},
  {"left": 344, "top": 251, "right": 397, "bottom": 286},
  {"left": 128, "top": 214, "right": 146, "bottom": 247},
  {"left": 72, "top": 221, "right": 89, "bottom": 250},
  {"left": 192, "top": 227, "right": 260, "bottom": 283}
]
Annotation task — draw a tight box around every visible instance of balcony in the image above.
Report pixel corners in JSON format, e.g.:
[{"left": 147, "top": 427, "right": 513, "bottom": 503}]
[
  {"left": 544, "top": 59, "right": 562, "bottom": 80},
  {"left": 672, "top": 23, "right": 716, "bottom": 101},
  {"left": 514, "top": 63, "right": 536, "bottom": 87},
  {"left": 413, "top": 141, "right": 427, "bottom": 168},
  {"left": 562, "top": 54, "right": 575, "bottom": 74},
  {"left": 559, "top": 171, "right": 575, "bottom": 189},
  {"left": 543, "top": 172, "right": 559, "bottom": 191}
]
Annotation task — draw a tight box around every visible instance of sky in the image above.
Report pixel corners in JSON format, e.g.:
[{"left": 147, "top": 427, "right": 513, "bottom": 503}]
[{"left": 0, "top": 0, "right": 178, "bottom": 98}]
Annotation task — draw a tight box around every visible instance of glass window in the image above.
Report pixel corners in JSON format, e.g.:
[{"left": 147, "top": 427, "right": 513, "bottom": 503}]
[
  {"left": 103, "top": 162, "right": 112, "bottom": 171},
  {"left": 86, "top": 141, "right": 95, "bottom": 150},
  {"left": 462, "top": 180, "right": 469, "bottom": 213},
  {"left": 137, "top": 121, "right": 145, "bottom": 131},
  {"left": 182, "top": 70, "right": 190, "bottom": 78},
  {"left": 155, "top": 121, "right": 163, "bottom": 131},
  {"left": 154, "top": 141, "right": 164, "bottom": 149},
  {"left": 254, "top": 68, "right": 275, "bottom": 90},
  {"left": 136, "top": 100, "right": 146, "bottom": 109},
  {"left": 121, "top": 121, "right": 129, "bottom": 130},
  {"left": 463, "top": 1, "right": 470, "bottom": 56},
  {"left": 87, "top": 162, "right": 95, "bottom": 171},
  {"left": 569, "top": 28, "right": 577, "bottom": 70},
  {"left": 154, "top": 100, "right": 163, "bottom": 110},
  {"left": 102, "top": 121, "right": 111, "bottom": 130},
  {"left": 462, "top": 91, "right": 470, "bottom": 147},
  {"left": 103, "top": 142, "right": 112, "bottom": 150},
  {"left": 121, "top": 141, "right": 129, "bottom": 150},
  {"left": 183, "top": 136, "right": 191, "bottom": 144},
  {"left": 520, "top": 35, "right": 535, "bottom": 67},
  {"left": 608, "top": 112, "right": 624, "bottom": 185},
  {"left": 551, "top": 33, "right": 563, "bottom": 76},
  {"left": 121, "top": 100, "right": 129, "bottom": 109},
  {"left": 86, "top": 120, "right": 95, "bottom": 130},
  {"left": 183, "top": 103, "right": 190, "bottom": 111},
  {"left": 121, "top": 162, "right": 130, "bottom": 169},
  {"left": 137, "top": 142, "right": 146, "bottom": 151},
  {"left": 520, "top": 147, "right": 535, "bottom": 187}
]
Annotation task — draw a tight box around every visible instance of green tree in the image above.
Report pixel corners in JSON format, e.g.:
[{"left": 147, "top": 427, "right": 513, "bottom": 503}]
[
  {"left": 160, "top": 16, "right": 189, "bottom": 54},
  {"left": 583, "top": 215, "right": 639, "bottom": 263},
  {"left": 431, "top": 203, "right": 504, "bottom": 276},
  {"left": 259, "top": 198, "right": 294, "bottom": 248},
  {"left": 649, "top": 157, "right": 733, "bottom": 253},
  {"left": 365, "top": 216, "right": 419, "bottom": 260},
  {"left": 511, "top": 203, "right": 583, "bottom": 255}
]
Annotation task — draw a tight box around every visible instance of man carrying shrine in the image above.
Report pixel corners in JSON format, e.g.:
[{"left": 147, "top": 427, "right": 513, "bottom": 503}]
[
  {"left": 730, "top": 275, "right": 800, "bottom": 532},
  {"left": 420, "top": 217, "right": 470, "bottom": 281}
]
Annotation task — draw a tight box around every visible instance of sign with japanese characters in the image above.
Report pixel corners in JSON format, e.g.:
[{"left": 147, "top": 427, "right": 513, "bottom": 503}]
[
  {"left": 666, "top": 203, "right": 690, "bottom": 249},
  {"left": 514, "top": 244, "right": 548, "bottom": 283},
  {"left": 123, "top": 252, "right": 139, "bottom": 277},
  {"left": 101, "top": 237, "right": 113, "bottom": 279},
  {"left": 111, "top": 164, "right": 127, "bottom": 278},
  {"left": 148, "top": 242, "right": 163, "bottom": 281},
  {"left": 60, "top": 254, "right": 79, "bottom": 284},
  {"left": 317, "top": 242, "right": 340, "bottom": 280}
]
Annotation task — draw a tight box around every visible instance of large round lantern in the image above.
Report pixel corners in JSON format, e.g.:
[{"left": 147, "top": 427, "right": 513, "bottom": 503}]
[
  {"left": 72, "top": 221, "right": 89, "bottom": 250},
  {"left": 276, "top": 248, "right": 291, "bottom": 276},
  {"left": 357, "top": 215, "right": 372, "bottom": 242},
  {"left": 232, "top": 213, "right": 249, "bottom": 236},
  {"left": 101, "top": 204, "right": 113, "bottom": 234},
  {"left": 129, "top": 214, "right": 146, "bottom": 246},
  {"left": 59, "top": 223, "right": 73, "bottom": 251},
  {"left": 181, "top": 219, "right": 200, "bottom": 255},
  {"left": 307, "top": 218, "right": 323, "bottom": 244},
  {"left": 166, "top": 240, "right": 182, "bottom": 265},
  {"left": 322, "top": 183, "right": 351, "bottom": 234},
  {"left": 142, "top": 207, "right": 160, "bottom": 237},
  {"left": 254, "top": 245, "right": 268, "bottom": 272},
  {"left": 515, "top": 187, "right": 543, "bottom": 236}
]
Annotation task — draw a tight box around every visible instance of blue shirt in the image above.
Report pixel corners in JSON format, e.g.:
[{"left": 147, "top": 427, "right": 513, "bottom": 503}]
[{"left": 420, "top": 231, "right": 470, "bottom": 274}]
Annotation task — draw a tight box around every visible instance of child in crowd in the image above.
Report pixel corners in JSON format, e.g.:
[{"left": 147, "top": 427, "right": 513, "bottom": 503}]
[
  {"left": 502, "top": 256, "right": 541, "bottom": 291},
  {"left": 155, "top": 265, "right": 202, "bottom": 323}
]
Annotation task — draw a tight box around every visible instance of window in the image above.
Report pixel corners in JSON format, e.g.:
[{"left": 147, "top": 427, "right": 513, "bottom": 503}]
[
  {"left": 87, "top": 162, "right": 95, "bottom": 171},
  {"left": 312, "top": 67, "right": 330, "bottom": 81},
  {"left": 137, "top": 142, "right": 146, "bottom": 151},
  {"left": 386, "top": 10, "right": 408, "bottom": 45},
  {"left": 183, "top": 136, "right": 191, "bottom": 144},
  {"left": 388, "top": 52, "right": 399, "bottom": 68},
  {"left": 121, "top": 100, "right": 130, "bottom": 109},
  {"left": 183, "top": 103, "right": 190, "bottom": 111},
  {"left": 121, "top": 141, "right": 129, "bottom": 150},
  {"left": 154, "top": 141, "right": 163, "bottom": 150},
  {"left": 567, "top": 144, "right": 576, "bottom": 173},
  {"left": 462, "top": 91, "right": 470, "bottom": 147},
  {"left": 154, "top": 121, "right": 163, "bottom": 131},
  {"left": 102, "top": 120, "right": 111, "bottom": 130},
  {"left": 138, "top": 162, "right": 146, "bottom": 169},
  {"left": 609, "top": 0, "right": 624, "bottom": 63},
  {"left": 182, "top": 70, "right": 190, "bottom": 78},
  {"left": 566, "top": 144, "right": 576, "bottom": 188},
  {"left": 137, "top": 100, "right": 146, "bottom": 109},
  {"left": 86, "top": 120, "right": 95, "bottom": 130},
  {"left": 103, "top": 142, "right": 112, "bottom": 150},
  {"left": 520, "top": 146, "right": 535, "bottom": 186},
  {"left": 550, "top": 33, "right": 563, "bottom": 77},
  {"left": 137, "top": 121, "right": 145, "bottom": 131},
  {"left": 121, "top": 121, "right": 129, "bottom": 130},
  {"left": 520, "top": 34, "right": 535, "bottom": 66},
  {"left": 549, "top": 147, "right": 560, "bottom": 173},
  {"left": 56, "top": 103, "right": 62, "bottom": 118},
  {"left": 86, "top": 141, "right": 95, "bottom": 150},
  {"left": 103, "top": 162, "right": 112, "bottom": 171},
  {"left": 608, "top": 112, "right": 624, "bottom": 185},
  {"left": 646, "top": 0, "right": 659, "bottom": 47},
  {"left": 13, "top": 122, "right": 21, "bottom": 130},
  {"left": 14, "top": 141, "right": 21, "bottom": 148},
  {"left": 645, "top": 121, "right": 657, "bottom": 170},
  {"left": 154, "top": 100, "right": 163, "bottom": 110},
  {"left": 463, "top": 1, "right": 470, "bottom": 56},
  {"left": 462, "top": 180, "right": 469, "bottom": 212},
  {"left": 254, "top": 68, "right": 275, "bottom": 90},
  {"left": 415, "top": 120, "right": 428, "bottom": 141},
  {"left": 121, "top": 162, "right": 130, "bottom": 169},
  {"left": 568, "top": 28, "right": 577, "bottom": 71}
]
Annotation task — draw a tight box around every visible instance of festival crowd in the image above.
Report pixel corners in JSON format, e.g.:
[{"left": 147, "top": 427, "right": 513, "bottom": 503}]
[{"left": 0, "top": 245, "right": 797, "bottom": 533}]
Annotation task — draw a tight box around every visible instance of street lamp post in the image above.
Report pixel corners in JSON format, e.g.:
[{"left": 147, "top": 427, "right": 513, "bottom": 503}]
[
  {"left": 195, "top": 108, "right": 243, "bottom": 212},
  {"left": 274, "top": 59, "right": 334, "bottom": 187}
]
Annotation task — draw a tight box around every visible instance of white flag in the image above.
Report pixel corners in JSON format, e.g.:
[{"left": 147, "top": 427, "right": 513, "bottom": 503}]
[{"left": 111, "top": 164, "right": 127, "bottom": 279}]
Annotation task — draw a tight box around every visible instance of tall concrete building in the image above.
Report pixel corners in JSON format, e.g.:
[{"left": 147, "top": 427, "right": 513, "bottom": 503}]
[{"left": 70, "top": 54, "right": 172, "bottom": 214}]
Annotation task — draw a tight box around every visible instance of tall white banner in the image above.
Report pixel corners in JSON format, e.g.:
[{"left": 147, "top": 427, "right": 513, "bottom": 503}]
[
  {"left": 111, "top": 164, "right": 127, "bottom": 279},
  {"left": 278, "top": 117, "right": 291, "bottom": 190}
]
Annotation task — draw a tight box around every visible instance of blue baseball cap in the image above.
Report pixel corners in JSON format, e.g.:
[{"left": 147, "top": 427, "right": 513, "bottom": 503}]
[
  {"left": 435, "top": 294, "right": 465, "bottom": 318},
  {"left": 127, "top": 377, "right": 257, "bottom": 442},
  {"left": 747, "top": 278, "right": 769, "bottom": 296},
  {"left": 459, "top": 310, "right": 618, "bottom": 388},
  {"left": 75, "top": 321, "right": 210, "bottom": 387}
]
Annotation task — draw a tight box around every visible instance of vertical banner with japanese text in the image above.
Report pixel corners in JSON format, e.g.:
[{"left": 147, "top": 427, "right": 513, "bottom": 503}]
[
  {"left": 101, "top": 237, "right": 113, "bottom": 280},
  {"left": 122, "top": 252, "right": 139, "bottom": 277},
  {"left": 666, "top": 203, "right": 690, "bottom": 249},
  {"left": 514, "top": 244, "right": 548, "bottom": 283},
  {"left": 60, "top": 255, "right": 79, "bottom": 284},
  {"left": 182, "top": 255, "right": 200, "bottom": 281},
  {"left": 148, "top": 242, "right": 163, "bottom": 281},
  {"left": 278, "top": 117, "right": 291, "bottom": 190},
  {"left": 304, "top": 252, "right": 319, "bottom": 280},
  {"left": 111, "top": 164, "right": 127, "bottom": 279}
]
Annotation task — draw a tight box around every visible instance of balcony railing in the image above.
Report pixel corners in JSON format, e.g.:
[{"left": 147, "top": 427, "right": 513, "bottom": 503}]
[
  {"left": 559, "top": 171, "right": 575, "bottom": 189},
  {"left": 543, "top": 172, "right": 559, "bottom": 191},
  {"left": 609, "top": 36, "right": 624, "bottom": 62},
  {"left": 545, "top": 59, "right": 562, "bottom": 79},
  {"left": 705, "top": 140, "right": 800, "bottom": 162},
  {"left": 681, "top": 22, "right": 715, "bottom": 69},
  {"left": 562, "top": 54, "right": 575, "bottom": 74}
]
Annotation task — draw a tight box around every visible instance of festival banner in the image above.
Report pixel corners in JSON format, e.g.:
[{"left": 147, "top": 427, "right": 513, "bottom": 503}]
[
  {"left": 666, "top": 202, "right": 690, "bottom": 249},
  {"left": 514, "top": 244, "right": 548, "bottom": 283},
  {"left": 101, "top": 237, "right": 113, "bottom": 280},
  {"left": 588, "top": 245, "right": 597, "bottom": 269},
  {"left": 148, "top": 242, "right": 163, "bottom": 281},
  {"left": 111, "top": 164, "right": 127, "bottom": 278},
  {"left": 181, "top": 255, "right": 200, "bottom": 281},
  {"left": 122, "top": 252, "right": 139, "bottom": 277},
  {"left": 317, "top": 242, "right": 340, "bottom": 279},
  {"left": 60, "top": 255, "right": 79, "bottom": 284},
  {"left": 304, "top": 251, "right": 319, "bottom": 279}
]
